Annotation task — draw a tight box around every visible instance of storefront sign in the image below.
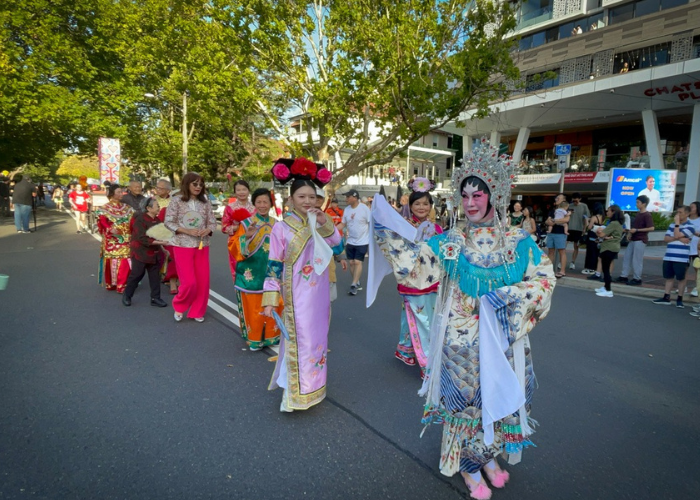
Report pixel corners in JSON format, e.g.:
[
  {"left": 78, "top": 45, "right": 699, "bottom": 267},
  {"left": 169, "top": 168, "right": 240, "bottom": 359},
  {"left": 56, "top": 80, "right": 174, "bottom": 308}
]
[
  {"left": 597, "top": 149, "right": 606, "bottom": 164},
  {"left": 607, "top": 168, "right": 677, "bottom": 212},
  {"left": 643, "top": 82, "right": 700, "bottom": 102},
  {"left": 515, "top": 174, "right": 561, "bottom": 185},
  {"left": 564, "top": 172, "right": 597, "bottom": 183}
]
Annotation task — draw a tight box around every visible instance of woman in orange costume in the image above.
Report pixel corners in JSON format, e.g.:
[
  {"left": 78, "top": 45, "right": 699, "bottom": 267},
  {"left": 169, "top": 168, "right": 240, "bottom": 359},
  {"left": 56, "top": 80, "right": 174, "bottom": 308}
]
[
  {"left": 96, "top": 184, "right": 134, "bottom": 293},
  {"left": 222, "top": 180, "right": 255, "bottom": 280},
  {"left": 229, "top": 188, "right": 283, "bottom": 350}
]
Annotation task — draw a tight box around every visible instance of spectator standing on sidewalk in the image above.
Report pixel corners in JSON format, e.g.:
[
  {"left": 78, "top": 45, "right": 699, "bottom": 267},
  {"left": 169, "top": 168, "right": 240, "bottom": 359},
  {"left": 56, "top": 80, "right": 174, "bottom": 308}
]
[
  {"left": 685, "top": 201, "right": 700, "bottom": 297},
  {"left": 339, "top": 188, "right": 371, "bottom": 296},
  {"left": 0, "top": 175, "right": 10, "bottom": 217},
  {"left": 568, "top": 192, "right": 589, "bottom": 271},
  {"left": 652, "top": 206, "right": 694, "bottom": 308},
  {"left": 582, "top": 203, "right": 605, "bottom": 275},
  {"left": 545, "top": 193, "right": 570, "bottom": 278},
  {"left": 594, "top": 206, "right": 624, "bottom": 298},
  {"left": 616, "top": 195, "right": 654, "bottom": 286},
  {"left": 12, "top": 174, "right": 36, "bottom": 234}
]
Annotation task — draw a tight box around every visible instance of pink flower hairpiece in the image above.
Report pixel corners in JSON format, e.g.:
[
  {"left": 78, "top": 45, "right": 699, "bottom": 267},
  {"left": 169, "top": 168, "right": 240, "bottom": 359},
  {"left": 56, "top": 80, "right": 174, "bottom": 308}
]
[{"left": 408, "top": 176, "right": 435, "bottom": 193}]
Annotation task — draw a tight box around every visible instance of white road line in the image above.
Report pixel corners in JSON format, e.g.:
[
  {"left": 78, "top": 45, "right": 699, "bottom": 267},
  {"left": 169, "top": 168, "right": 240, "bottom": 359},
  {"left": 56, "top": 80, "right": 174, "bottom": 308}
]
[
  {"left": 207, "top": 299, "right": 240, "bottom": 327},
  {"left": 208, "top": 289, "right": 239, "bottom": 312}
]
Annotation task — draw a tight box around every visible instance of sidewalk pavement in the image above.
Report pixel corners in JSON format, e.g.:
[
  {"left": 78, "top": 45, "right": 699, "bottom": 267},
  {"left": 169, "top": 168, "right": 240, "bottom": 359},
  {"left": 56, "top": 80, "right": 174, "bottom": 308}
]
[{"left": 555, "top": 243, "right": 700, "bottom": 302}]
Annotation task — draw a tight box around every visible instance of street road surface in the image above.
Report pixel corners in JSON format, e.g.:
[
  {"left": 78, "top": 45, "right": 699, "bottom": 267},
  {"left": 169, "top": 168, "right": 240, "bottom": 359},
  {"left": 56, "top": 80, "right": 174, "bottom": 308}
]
[{"left": 1, "top": 209, "right": 698, "bottom": 499}]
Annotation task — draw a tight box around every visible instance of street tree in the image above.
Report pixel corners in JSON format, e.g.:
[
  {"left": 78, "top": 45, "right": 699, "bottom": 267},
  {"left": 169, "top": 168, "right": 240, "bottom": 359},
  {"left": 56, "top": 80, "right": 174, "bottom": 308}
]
[{"left": 238, "top": 0, "right": 519, "bottom": 187}]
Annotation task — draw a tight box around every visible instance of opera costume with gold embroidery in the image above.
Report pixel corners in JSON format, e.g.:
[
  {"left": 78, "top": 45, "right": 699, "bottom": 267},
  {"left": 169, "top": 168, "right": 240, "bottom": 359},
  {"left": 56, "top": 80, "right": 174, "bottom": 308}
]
[
  {"left": 370, "top": 140, "right": 556, "bottom": 498},
  {"left": 262, "top": 158, "right": 340, "bottom": 412},
  {"left": 230, "top": 211, "right": 282, "bottom": 350},
  {"left": 96, "top": 193, "right": 134, "bottom": 293}
]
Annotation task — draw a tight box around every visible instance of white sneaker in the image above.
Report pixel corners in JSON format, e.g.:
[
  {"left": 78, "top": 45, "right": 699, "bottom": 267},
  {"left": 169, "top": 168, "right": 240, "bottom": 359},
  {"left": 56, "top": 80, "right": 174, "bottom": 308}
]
[
  {"left": 596, "top": 290, "right": 614, "bottom": 297},
  {"left": 569, "top": 263, "right": 575, "bottom": 270},
  {"left": 595, "top": 286, "right": 606, "bottom": 293},
  {"left": 692, "top": 288, "right": 698, "bottom": 297}
]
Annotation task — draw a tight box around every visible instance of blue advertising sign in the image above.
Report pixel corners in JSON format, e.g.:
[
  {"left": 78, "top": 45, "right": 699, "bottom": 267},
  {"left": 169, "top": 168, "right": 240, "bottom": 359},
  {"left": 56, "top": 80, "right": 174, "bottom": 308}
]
[
  {"left": 555, "top": 144, "right": 571, "bottom": 156},
  {"left": 607, "top": 168, "right": 677, "bottom": 213}
]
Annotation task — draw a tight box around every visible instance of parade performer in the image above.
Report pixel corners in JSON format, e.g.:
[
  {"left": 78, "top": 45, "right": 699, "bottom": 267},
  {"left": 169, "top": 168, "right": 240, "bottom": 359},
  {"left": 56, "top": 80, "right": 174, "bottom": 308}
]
[
  {"left": 154, "top": 179, "right": 178, "bottom": 295},
  {"left": 262, "top": 158, "right": 341, "bottom": 412},
  {"left": 164, "top": 172, "right": 217, "bottom": 323},
  {"left": 392, "top": 177, "right": 443, "bottom": 374},
  {"left": 96, "top": 184, "right": 134, "bottom": 293},
  {"left": 369, "top": 139, "right": 556, "bottom": 499},
  {"left": 222, "top": 180, "right": 255, "bottom": 279},
  {"left": 230, "top": 188, "right": 282, "bottom": 350}
]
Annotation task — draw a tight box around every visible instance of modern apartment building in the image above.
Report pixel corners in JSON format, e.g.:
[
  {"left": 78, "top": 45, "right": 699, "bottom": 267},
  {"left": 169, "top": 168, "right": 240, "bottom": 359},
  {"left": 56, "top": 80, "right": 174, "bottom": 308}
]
[{"left": 444, "top": 0, "right": 700, "bottom": 203}]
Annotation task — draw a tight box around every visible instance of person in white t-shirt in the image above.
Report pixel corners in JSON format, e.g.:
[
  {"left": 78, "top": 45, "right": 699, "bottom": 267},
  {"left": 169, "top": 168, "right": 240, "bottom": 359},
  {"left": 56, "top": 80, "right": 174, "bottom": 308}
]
[
  {"left": 338, "top": 189, "right": 371, "bottom": 296},
  {"left": 637, "top": 176, "right": 663, "bottom": 212}
]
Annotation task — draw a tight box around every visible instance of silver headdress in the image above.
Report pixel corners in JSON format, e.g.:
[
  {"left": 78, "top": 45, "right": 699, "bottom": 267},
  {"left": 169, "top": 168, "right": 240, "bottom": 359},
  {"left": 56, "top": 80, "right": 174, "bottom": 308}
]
[{"left": 451, "top": 137, "right": 519, "bottom": 219}]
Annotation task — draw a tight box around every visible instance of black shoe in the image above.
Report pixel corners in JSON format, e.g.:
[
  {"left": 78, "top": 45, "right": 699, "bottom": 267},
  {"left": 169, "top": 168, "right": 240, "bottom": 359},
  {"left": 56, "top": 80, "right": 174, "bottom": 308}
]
[
  {"left": 151, "top": 297, "right": 167, "bottom": 307},
  {"left": 586, "top": 273, "right": 601, "bottom": 280},
  {"left": 122, "top": 295, "right": 132, "bottom": 306},
  {"left": 627, "top": 279, "right": 642, "bottom": 286},
  {"left": 615, "top": 276, "right": 628, "bottom": 283}
]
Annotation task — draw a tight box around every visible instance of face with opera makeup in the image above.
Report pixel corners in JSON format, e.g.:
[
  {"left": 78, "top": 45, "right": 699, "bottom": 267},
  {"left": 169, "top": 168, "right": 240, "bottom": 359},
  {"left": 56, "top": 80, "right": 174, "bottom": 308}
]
[{"left": 461, "top": 177, "right": 494, "bottom": 223}]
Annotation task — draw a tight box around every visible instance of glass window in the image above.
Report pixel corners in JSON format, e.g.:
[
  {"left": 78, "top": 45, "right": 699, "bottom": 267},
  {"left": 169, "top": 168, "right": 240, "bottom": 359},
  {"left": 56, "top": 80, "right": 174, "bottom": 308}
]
[
  {"left": 559, "top": 21, "right": 575, "bottom": 40},
  {"left": 532, "top": 31, "right": 546, "bottom": 48},
  {"left": 609, "top": 2, "right": 634, "bottom": 24},
  {"left": 546, "top": 27, "right": 559, "bottom": 42},
  {"left": 520, "top": 36, "right": 533, "bottom": 51},
  {"left": 660, "top": 0, "right": 687, "bottom": 10},
  {"left": 586, "top": 13, "right": 604, "bottom": 31},
  {"left": 635, "top": 0, "right": 660, "bottom": 17}
]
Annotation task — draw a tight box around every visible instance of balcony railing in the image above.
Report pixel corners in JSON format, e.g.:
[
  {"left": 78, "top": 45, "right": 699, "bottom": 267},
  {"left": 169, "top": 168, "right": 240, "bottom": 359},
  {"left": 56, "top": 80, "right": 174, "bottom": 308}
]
[{"left": 516, "top": 7, "right": 553, "bottom": 30}]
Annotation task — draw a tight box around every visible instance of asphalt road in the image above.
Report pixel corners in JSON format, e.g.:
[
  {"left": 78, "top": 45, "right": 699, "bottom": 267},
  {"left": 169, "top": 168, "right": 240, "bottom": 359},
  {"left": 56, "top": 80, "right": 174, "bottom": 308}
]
[{"left": 1, "top": 207, "right": 699, "bottom": 500}]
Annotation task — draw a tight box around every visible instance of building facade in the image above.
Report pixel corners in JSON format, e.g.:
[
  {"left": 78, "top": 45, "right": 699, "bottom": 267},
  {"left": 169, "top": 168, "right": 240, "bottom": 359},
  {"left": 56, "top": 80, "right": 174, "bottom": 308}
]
[{"left": 444, "top": 0, "right": 700, "bottom": 204}]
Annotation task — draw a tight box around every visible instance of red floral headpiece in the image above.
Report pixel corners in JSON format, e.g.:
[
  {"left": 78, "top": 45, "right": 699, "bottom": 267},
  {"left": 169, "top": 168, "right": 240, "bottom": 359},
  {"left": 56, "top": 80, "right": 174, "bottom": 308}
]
[{"left": 271, "top": 157, "right": 333, "bottom": 188}]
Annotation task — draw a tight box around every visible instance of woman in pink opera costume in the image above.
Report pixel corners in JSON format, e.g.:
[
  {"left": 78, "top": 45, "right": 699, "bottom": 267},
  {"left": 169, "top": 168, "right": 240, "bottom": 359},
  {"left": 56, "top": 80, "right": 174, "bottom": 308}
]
[{"left": 262, "top": 158, "right": 340, "bottom": 412}]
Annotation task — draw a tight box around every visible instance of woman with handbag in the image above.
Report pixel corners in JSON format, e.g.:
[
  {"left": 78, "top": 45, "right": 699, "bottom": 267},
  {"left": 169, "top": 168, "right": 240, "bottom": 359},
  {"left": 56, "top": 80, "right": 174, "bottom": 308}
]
[
  {"left": 393, "top": 178, "right": 443, "bottom": 376},
  {"left": 229, "top": 188, "right": 283, "bottom": 350},
  {"left": 582, "top": 203, "right": 605, "bottom": 275}
]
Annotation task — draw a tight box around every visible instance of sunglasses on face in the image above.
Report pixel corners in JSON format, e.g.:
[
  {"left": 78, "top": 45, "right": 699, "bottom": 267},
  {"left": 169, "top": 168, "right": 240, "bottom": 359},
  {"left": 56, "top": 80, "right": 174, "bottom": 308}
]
[{"left": 191, "top": 181, "right": 204, "bottom": 187}]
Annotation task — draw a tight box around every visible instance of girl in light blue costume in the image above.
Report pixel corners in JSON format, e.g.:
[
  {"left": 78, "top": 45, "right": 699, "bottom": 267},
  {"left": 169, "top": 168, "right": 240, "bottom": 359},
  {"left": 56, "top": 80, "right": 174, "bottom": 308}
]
[
  {"left": 393, "top": 177, "right": 443, "bottom": 375},
  {"left": 370, "top": 139, "right": 556, "bottom": 500}
]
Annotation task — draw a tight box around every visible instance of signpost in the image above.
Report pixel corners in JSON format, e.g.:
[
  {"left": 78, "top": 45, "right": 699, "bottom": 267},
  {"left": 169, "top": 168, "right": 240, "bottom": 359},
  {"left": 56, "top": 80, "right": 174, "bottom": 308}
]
[{"left": 555, "top": 144, "right": 571, "bottom": 193}]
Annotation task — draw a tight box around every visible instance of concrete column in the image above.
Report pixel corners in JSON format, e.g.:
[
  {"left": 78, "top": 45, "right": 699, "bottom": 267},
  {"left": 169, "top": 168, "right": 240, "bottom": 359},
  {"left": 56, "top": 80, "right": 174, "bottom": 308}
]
[
  {"left": 642, "top": 109, "right": 664, "bottom": 170},
  {"left": 512, "top": 127, "right": 531, "bottom": 163},
  {"left": 490, "top": 130, "right": 501, "bottom": 148},
  {"left": 684, "top": 103, "right": 700, "bottom": 204},
  {"left": 463, "top": 134, "right": 474, "bottom": 153}
]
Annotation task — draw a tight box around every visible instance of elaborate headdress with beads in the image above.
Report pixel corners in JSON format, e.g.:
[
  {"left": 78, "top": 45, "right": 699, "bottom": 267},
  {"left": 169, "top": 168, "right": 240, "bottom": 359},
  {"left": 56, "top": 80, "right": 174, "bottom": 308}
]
[{"left": 451, "top": 137, "right": 518, "bottom": 219}]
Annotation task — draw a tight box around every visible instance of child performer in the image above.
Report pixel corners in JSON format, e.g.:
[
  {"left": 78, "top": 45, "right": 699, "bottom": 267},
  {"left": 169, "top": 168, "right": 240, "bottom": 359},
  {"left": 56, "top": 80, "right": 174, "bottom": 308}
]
[{"left": 262, "top": 158, "right": 341, "bottom": 412}]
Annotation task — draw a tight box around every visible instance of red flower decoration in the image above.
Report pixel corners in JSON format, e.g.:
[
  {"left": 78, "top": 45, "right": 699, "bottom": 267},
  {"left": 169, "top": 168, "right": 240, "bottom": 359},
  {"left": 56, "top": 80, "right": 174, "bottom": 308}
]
[
  {"left": 231, "top": 207, "right": 252, "bottom": 222},
  {"left": 290, "top": 158, "right": 318, "bottom": 180},
  {"left": 316, "top": 168, "right": 332, "bottom": 185},
  {"left": 272, "top": 163, "right": 291, "bottom": 182}
]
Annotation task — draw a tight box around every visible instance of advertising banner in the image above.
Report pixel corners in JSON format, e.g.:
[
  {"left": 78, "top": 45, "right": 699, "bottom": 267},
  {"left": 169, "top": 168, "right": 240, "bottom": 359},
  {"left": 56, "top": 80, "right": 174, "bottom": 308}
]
[
  {"left": 98, "top": 138, "right": 121, "bottom": 185},
  {"left": 607, "top": 168, "right": 677, "bottom": 212}
]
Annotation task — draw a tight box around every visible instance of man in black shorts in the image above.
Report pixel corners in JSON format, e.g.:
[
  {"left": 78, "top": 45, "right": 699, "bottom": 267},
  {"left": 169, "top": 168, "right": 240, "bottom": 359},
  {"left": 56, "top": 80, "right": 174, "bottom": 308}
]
[
  {"left": 567, "top": 192, "right": 590, "bottom": 270},
  {"left": 338, "top": 189, "right": 371, "bottom": 295}
]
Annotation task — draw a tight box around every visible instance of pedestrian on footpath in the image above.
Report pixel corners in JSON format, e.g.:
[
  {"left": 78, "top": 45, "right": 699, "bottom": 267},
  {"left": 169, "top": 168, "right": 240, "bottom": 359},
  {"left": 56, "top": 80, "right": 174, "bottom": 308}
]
[
  {"left": 122, "top": 197, "right": 169, "bottom": 308},
  {"left": 545, "top": 193, "right": 570, "bottom": 278},
  {"left": 69, "top": 183, "right": 91, "bottom": 233},
  {"left": 263, "top": 158, "right": 341, "bottom": 412},
  {"left": 11, "top": 174, "right": 36, "bottom": 233},
  {"left": 52, "top": 185, "right": 64, "bottom": 211},
  {"left": 653, "top": 205, "right": 694, "bottom": 308},
  {"left": 567, "top": 192, "right": 589, "bottom": 271},
  {"left": 684, "top": 201, "right": 700, "bottom": 297},
  {"left": 616, "top": 195, "right": 654, "bottom": 286},
  {"left": 164, "top": 172, "right": 217, "bottom": 323},
  {"left": 0, "top": 175, "right": 10, "bottom": 217},
  {"left": 594, "top": 205, "right": 624, "bottom": 298},
  {"left": 582, "top": 203, "right": 605, "bottom": 277},
  {"left": 338, "top": 188, "right": 371, "bottom": 295}
]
